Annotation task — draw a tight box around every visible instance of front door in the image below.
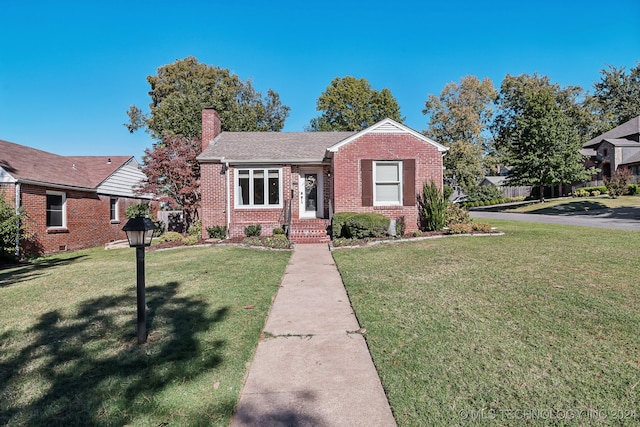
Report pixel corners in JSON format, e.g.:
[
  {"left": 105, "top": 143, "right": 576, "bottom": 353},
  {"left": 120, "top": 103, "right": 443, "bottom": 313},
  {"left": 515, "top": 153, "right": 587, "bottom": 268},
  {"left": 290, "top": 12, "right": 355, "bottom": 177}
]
[{"left": 299, "top": 170, "right": 323, "bottom": 218}]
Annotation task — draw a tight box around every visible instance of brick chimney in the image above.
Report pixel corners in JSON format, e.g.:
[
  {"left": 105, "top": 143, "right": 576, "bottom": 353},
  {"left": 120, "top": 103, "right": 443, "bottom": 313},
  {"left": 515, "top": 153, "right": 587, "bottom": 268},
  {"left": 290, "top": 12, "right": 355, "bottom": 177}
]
[{"left": 201, "top": 108, "right": 221, "bottom": 152}]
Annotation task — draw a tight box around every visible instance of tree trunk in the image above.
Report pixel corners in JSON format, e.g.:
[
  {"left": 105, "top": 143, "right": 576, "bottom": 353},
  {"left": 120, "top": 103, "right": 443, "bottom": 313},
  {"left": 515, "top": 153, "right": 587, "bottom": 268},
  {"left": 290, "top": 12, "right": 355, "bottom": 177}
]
[{"left": 538, "top": 184, "right": 545, "bottom": 202}]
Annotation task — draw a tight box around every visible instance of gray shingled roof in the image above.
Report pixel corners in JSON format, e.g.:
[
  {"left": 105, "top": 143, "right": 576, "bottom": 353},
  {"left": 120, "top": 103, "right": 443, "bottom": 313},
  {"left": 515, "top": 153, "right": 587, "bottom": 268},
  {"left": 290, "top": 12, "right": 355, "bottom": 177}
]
[
  {"left": 622, "top": 150, "right": 640, "bottom": 165},
  {"left": 481, "top": 176, "right": 508, "bottom": 186},
  {"left": 0, "top": 139, "right": 133, "bottom": 189},
  {"left": 583, "top": 116, "right": 640, "bottom": 147},
  {"left": 198, "top": 131, "right": 357, "bottom": 163},
  {"left": 601, "top": 138, "right": 640, "bottom": 147}
]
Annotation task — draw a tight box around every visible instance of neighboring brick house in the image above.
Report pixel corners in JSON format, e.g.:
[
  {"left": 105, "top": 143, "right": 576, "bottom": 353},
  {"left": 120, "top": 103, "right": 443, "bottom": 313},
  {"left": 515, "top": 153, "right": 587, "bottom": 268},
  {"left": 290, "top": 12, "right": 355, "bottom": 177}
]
[
  {"left": 582, "top": 116, "right": 640, "bottom": 182},
  {"left": 197, "top": 109, "right": 447, "bottom": 243},
  {"left": 0, "top": 139, "right": 153, "bottom": 255}
]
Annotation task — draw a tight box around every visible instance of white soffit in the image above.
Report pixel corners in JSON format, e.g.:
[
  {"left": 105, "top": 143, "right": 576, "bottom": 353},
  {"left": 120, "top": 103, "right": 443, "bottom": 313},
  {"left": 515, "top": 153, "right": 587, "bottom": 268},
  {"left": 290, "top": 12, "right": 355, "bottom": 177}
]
[{"left": 0, "top": 166, "right": 16, "bottom": 183}]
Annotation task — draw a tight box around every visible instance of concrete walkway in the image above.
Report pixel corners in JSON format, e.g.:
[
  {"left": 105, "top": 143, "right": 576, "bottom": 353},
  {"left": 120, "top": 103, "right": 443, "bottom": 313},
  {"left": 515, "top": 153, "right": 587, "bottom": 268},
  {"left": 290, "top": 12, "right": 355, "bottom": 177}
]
[{"left": 230, "top": 244, "right": 396, "bottom": 427}]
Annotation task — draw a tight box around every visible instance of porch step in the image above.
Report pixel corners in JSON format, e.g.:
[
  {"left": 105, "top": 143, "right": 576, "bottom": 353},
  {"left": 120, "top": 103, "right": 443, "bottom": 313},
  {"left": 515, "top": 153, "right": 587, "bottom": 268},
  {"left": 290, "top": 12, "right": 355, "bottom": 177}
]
[{"left": 289, "top": 219, "right": 331, "bottom": 244}]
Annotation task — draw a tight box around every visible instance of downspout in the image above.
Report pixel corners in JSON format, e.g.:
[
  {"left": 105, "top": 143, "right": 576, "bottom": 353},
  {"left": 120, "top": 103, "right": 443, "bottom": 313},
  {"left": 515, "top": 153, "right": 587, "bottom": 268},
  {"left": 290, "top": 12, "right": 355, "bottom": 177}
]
[
  {"left": 225, "top": 161, "right": 231, "bottom": 238},
  {"left": 14, "top": 182, "right": 21, "bottom": 258}
]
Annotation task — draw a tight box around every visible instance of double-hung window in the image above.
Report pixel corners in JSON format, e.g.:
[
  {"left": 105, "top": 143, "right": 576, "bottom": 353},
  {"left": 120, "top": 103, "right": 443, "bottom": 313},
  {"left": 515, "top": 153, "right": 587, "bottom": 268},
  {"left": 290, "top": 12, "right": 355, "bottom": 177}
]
[
  {"left": 373, "top": 161, "right": 402, "bottom": 205},
  {"left": 236, "top": 168, "right": 282, "bottom": 207},
  {"left": 46, "top": 191, "right": 66, "bottom": 228},
  {"left": 110, "top": 197, "right": 119, "bottom": 222}
]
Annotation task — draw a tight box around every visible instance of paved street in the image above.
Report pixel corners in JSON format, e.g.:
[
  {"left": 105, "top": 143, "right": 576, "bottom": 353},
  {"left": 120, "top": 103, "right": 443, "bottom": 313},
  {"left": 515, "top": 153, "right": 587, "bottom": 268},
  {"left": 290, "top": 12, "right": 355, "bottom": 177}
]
[{"left": 470, "top": 206, "right": 640, "bottom": 230}]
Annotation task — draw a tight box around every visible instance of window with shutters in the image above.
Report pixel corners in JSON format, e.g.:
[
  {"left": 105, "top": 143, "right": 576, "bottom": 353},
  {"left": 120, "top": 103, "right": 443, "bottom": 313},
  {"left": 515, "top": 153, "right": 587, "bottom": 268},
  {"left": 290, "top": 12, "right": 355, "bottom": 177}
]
[{"left": 373, "top": 161, "right": 402, "bottom": 205}]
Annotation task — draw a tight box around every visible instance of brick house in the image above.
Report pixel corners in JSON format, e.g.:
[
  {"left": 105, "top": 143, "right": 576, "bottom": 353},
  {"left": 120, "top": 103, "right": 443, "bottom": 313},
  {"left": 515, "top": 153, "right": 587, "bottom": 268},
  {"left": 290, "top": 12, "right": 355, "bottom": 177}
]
[
  {"left": 0, "top": 139, "right": 153, "bottom": 255},
  {"left": 197, "top": 109, "right": 447, "bottom": 243},
  {"left": 582, "top": 116, "right": 640, "bottom": 182}
]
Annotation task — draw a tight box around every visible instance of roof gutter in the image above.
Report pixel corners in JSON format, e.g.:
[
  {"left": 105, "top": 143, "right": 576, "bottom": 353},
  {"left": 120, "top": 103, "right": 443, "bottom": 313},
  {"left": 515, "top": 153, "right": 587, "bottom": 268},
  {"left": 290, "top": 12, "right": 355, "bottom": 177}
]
[
  {"left": 15, "top": 178, "right": 97, "bottom": 193},
  {"left": 198, "top": 158, "right": 328, "bottom": 165}
]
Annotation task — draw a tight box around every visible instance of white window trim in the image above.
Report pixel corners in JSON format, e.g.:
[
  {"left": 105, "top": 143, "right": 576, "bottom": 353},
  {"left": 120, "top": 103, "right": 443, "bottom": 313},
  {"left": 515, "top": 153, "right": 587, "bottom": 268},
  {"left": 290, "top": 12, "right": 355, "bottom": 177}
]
[
  {"left": 235, "top": 167, "right": 283, "bottom": 209},
  {"left": 46, "top": 190, "right": 67, "bottom": 228},
  {"left": 110, "top": 197, "right": 119, "bottom": 222},
  {"left": 373, "top": 161, "right": 403, "bottom": 206}
]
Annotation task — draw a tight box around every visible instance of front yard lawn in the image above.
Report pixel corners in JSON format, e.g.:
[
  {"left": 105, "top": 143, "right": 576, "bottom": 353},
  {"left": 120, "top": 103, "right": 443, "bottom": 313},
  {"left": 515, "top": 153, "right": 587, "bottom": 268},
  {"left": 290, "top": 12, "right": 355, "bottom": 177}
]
[
  {"left": 0, "top": 246, "right": 290, "bottom": 426},
  {"left": 333, "top": 221, "right": 640, "bottom": 426}
]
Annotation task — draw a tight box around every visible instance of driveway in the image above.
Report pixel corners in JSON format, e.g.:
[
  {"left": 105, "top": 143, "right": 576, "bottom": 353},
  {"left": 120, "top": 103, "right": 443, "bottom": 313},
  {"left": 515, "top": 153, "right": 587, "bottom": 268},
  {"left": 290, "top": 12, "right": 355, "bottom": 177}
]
[{"left": 470, "top": 206, "right": 640, "bottom": 231}]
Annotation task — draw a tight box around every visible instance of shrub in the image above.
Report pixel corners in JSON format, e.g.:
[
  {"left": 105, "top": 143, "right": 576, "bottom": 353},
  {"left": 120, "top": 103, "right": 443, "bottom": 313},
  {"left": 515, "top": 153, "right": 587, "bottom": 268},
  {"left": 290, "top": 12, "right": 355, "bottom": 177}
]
[
  {"left": 591, "top": 190, "right": 601, "bottom": 197},
  {"left": 207, "top": 225, "right": 227, "bottom": 239},
  {"left": 419, "top": 181, "right": 446, "bottom": 231},
  {"left": 187, "top": 220, "right": 202, "bottom": 237},
  {"left": 244, "top": 224, "right": 262, "bottom": 237},
  {"left": 628, "top": 184, "right": 638, "bottom": 195},
  {"left": 157, "top": 231, "right": 183, "bottom": 243},
  {"left": 262, "top": 235, "right": 291, "bottom": 249},
  {"left": 464, "top": 185, "right": 504, "bottom": 203},
  {"left": 125, "top": 203, "right": 151, "bottom": 218},
  {"left": 442, "top": 185, "right": 454, "bottom": 200},
  {"left": 579, "top": 185, "right": 608, "bottom": 195},
  {"left": 153, "top": 220, "right": 166, "bottom": 237},
  {"left": 345, "top": 213, "right": 390, "bottom": 239},
  {"left": 446, "top": 202, "right": 472, "bottom": 226},
  {"left": 411, "top": 230, "right": 423, "bottom": 237},
  {"left": 606, "top": 167, "right": 632, "bottom": 198},
  {"left": 0, "top": 193, "right": 34, "bottom": 263},
  {"left": 395, "top": 216, "right": 406, "bottom": 237},
  {"left": 181, "top": 235, "right": 199, "bottom": 245},
  {"left": 331, "top": 212, "right": 358, "bottom": 239},
  {"left": 472, "top": 222, "right": 493, "bottom": 233},
  {"left": 447, "top": 224, "right": 473, "bottom": 234},
  {"left": 273, "top": 227, "right": 285, "bottom": 235}
]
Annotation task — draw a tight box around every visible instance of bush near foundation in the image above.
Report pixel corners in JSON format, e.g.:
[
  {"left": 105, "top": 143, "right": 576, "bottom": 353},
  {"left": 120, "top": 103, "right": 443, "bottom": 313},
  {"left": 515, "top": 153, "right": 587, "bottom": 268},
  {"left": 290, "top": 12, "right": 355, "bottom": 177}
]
[
  {"left": 331, "top": 212, "right": 358, "bottom": 239},
  {"left": 344, "top": 213, "right": 390, "bottom": 239}
]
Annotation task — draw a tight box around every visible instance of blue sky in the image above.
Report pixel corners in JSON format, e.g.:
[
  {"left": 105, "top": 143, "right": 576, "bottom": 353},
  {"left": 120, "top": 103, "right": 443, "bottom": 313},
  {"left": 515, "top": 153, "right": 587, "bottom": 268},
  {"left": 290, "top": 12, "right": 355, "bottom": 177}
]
[{"left": 1, "top": 0, "right": 638, "bottom": 161}]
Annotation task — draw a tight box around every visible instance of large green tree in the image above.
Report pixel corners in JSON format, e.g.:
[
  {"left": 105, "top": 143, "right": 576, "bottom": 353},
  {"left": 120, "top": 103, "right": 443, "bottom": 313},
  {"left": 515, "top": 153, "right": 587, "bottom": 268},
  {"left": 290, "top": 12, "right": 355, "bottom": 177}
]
[
  {"left": 308, "top": 76, "right": 403, "bottom": 131},
  {"left": 589, "top": 63, "right": 640, "bottom": 130},
  {"left": 423, "top": 75, "right": 496, "bottom": 190},
  {"left": 493, "top": 74, "right": 592, "bottom": 201},
  {"left": 126, "top": 56, "right": 290, "bottom": 139}
]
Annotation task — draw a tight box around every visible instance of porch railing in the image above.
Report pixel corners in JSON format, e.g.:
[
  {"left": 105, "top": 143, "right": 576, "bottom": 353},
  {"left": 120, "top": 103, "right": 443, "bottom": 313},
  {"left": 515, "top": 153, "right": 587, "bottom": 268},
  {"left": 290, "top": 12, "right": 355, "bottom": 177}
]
[{"left": 280, "top": 199, "right": 292, "bottom": 238}]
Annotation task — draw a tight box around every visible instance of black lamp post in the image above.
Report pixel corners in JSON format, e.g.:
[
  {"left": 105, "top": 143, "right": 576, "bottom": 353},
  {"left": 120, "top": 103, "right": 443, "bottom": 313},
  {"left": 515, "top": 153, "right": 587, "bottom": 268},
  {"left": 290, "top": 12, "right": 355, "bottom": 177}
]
[{"left": 122, "top": 215, "right": 156, "bottom": 344}]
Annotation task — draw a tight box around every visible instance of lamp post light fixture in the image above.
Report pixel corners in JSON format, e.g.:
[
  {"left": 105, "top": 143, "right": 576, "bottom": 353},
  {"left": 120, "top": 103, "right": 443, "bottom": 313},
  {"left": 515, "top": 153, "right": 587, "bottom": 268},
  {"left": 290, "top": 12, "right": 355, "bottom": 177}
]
[{"left": 122, "top": 215, "right": 156, "bottom": 344}]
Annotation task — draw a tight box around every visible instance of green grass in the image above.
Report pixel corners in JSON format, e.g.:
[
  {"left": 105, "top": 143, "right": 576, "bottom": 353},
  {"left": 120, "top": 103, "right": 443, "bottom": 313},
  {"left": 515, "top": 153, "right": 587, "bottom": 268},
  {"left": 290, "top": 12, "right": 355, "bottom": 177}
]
[
  {"left": 333, "top": 221, "right": 640, "bottom": 426},
  {"left": 506, "top": 195, "right": 640, "bottom": 214},
  {"left": 0, "top": 246, "right": 290, "bottom": 426}
]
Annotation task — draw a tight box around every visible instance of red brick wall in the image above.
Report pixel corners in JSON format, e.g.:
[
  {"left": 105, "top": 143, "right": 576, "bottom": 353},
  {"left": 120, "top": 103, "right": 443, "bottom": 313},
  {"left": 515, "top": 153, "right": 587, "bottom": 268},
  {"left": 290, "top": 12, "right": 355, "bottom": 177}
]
[
  {"left": 332, "top": 133, "right": 443, "bottom": 233},
  {"left": 201, "top": 163, "right": 324, "bottom": 238},
  {"left": 0, "top": 183, "right": 16, "bottom": 204},
  {"left": 13, "top": 183, "right": 150, "bottom": 254},
  {"left": 200, "top": 162, "right": 228, "bottom": 237}
]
